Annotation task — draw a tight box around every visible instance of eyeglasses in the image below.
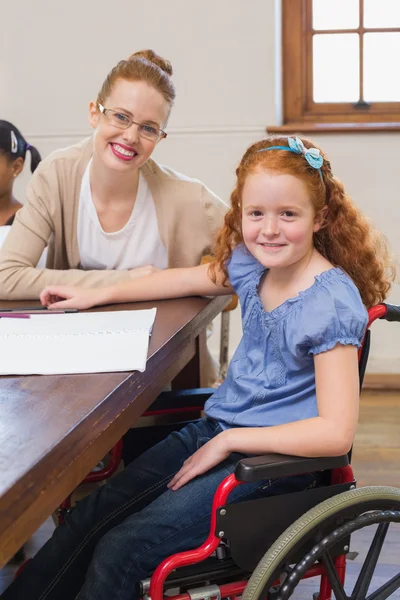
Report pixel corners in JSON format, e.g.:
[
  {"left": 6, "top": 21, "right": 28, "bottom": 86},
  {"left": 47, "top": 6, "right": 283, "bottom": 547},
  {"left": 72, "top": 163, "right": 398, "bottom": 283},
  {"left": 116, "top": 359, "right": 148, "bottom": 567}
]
[{"left": 97, "top": 103, "right": 167, "bottom": 142}]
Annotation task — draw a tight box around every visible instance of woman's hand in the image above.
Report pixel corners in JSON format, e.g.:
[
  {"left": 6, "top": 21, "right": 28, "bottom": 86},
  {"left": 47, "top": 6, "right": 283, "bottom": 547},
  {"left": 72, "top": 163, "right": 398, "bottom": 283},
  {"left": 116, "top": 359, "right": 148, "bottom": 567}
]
[
  {"left": 129, "top": 265, "right": 160, "bottom": 280},
  {"left": 40, "top": 285, "right": 107, "bottom": 310},
  {"left": 168, "top": 431, "right": 231, "bottom": 491}
]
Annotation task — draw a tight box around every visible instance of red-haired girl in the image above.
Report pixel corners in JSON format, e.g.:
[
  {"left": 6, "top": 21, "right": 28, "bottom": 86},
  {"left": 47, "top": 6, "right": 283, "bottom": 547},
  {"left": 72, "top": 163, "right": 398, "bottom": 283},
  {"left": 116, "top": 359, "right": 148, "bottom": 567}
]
[{"left": 5, "top": 136, "right": 393, "bottom": 600}]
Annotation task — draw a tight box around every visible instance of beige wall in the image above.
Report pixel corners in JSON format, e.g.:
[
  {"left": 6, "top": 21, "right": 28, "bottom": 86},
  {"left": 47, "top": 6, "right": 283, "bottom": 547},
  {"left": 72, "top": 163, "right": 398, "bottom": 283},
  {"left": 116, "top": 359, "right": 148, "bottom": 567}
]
[{"left": 2, "top": 0, "right": 399, "bottom": 373}]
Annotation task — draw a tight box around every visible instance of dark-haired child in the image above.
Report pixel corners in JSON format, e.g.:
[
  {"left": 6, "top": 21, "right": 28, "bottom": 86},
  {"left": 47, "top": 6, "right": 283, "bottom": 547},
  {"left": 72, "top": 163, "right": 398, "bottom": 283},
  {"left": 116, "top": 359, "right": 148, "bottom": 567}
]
[{"left": 0, "top": 120, "right": 41, "bottom": 226}]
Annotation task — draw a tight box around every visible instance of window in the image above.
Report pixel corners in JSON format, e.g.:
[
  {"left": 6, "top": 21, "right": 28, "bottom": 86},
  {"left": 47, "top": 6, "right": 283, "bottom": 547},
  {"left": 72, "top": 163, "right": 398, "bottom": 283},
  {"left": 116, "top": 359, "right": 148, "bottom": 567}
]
[{"left": 276, "top": 0, "right": 400, "bottom": 132}]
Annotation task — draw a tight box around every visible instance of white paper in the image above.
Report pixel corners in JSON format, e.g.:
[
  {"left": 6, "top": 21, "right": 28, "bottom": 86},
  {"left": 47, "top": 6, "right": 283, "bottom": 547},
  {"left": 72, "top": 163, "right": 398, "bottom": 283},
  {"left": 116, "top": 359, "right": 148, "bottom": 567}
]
[{"left": 0, "top": 309, "right": 157, "bottom": 375}]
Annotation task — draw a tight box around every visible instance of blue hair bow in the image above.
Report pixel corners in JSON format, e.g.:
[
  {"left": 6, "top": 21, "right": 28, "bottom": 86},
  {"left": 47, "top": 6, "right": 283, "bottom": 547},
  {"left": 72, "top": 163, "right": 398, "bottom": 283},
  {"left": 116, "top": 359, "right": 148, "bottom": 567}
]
[{"left": 256, "top": 136, "right": 324, "bottom": 178}]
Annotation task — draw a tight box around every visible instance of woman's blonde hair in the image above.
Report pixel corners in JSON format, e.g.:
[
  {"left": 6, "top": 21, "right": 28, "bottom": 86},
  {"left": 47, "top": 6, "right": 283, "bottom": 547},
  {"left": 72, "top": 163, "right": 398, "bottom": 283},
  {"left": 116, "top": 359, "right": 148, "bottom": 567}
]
[
  {"left": 97, "top": 49, "right": 176, "bottom": 113},
  {"left": 210, "top": 136, "right": 395, "bottom": 308}
]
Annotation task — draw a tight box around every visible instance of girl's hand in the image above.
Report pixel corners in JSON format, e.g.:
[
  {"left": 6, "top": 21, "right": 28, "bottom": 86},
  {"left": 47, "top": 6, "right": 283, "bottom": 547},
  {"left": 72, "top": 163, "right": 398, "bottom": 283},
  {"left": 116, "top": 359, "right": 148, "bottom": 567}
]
[
  {"left": 40, "top": 285, "right": 105, "bottom": 310},
  {"left": 129, "top": 265, "right": 160, "bottom": 280},
  {"left": 168, "top": 431, "right": 231, "bottom": 491}
]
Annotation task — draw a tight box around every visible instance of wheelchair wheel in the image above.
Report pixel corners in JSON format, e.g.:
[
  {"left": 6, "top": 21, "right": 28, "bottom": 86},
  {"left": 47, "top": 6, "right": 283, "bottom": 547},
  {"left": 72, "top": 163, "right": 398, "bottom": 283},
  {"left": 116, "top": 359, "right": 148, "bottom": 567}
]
[{"left": 243, "top": 486, "right": 400, "bottom": 600}]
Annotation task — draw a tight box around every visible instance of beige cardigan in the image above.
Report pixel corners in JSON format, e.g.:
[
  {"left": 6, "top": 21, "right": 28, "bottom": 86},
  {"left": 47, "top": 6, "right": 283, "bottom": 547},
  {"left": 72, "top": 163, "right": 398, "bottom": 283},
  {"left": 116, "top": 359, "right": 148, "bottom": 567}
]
[{"left": 0, "top": 138, "right": 227, "bottom": 300}]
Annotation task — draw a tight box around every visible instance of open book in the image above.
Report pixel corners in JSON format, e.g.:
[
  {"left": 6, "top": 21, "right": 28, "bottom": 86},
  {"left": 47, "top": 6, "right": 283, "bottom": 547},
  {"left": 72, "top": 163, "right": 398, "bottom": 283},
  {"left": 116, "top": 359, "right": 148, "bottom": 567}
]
[{"left": 0, "top": 309, "right": 157, "bottom": 375}]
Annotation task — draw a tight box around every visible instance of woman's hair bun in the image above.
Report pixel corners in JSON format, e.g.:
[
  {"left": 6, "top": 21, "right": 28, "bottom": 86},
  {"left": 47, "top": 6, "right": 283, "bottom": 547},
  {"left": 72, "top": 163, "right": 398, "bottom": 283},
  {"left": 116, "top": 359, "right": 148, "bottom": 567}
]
[{"left": 127, "top": 49, "right": 173, "bottom": 76}]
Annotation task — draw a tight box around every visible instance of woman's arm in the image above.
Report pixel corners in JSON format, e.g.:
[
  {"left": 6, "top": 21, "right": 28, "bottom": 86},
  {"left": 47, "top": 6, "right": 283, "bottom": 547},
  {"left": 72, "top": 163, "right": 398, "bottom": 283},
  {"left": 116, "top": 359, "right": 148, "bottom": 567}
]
[
  {"left": 41, "top": 262, "right": 233, "bottom": 309},
  {"left": 0, "top": 171, "right": 143, "bottom": 300},
  {"left": 169, "top": 343, "right": 360, "bottom": 490}
]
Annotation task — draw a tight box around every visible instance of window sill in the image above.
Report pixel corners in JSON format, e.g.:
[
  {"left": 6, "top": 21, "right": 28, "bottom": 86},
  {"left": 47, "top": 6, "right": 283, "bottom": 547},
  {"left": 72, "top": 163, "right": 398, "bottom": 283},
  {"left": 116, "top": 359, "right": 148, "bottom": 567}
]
[{"left": 266, "top": 122, "right": 400, "bottom": 134}]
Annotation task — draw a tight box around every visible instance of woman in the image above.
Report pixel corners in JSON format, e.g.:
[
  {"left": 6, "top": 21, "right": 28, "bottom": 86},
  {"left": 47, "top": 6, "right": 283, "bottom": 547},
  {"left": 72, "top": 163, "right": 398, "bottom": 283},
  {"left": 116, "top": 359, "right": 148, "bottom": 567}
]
[
  {"left": 0, "top": 50, "right": 227, "bottom": 300},
  {"left": 0, "top": 120, "right": 41, "bottom": 226}
]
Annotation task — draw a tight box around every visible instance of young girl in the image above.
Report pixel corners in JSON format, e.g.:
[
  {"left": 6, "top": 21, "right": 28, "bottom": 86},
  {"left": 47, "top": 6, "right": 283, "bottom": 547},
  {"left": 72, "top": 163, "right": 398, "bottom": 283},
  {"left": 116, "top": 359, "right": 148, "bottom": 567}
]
[
  {"left": 0, "top": 120, "right": 41, "bottom": 226},
  {"left": 0, "top": 50, "right": 226, "bottom": 302},
  {"left": 0, "top": 124, "right": 42, "bottom": 565},
  {"left": 4, "top": 136, "right": 393, "bottom": 600}
]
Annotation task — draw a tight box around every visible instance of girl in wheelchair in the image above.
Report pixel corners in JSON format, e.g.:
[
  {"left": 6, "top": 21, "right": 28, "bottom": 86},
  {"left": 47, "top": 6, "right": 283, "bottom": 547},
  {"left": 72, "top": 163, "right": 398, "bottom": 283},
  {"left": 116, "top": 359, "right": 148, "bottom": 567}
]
[{"left": 5, "top": 136, "right": 394, "bottom": 600}]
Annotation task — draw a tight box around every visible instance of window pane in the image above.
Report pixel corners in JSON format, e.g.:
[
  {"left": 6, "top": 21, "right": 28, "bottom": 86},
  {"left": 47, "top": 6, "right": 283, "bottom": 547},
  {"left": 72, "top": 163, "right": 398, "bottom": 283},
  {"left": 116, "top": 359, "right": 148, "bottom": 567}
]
[
  {"left": 364, "top": 33, "right": 400, "bottom": 101},
  {"left": 364, "top": 0, "right": 400, "bottom": 28},
  {"left": 312, "top": 0, "right": 359, "bottom": 30},
  {"left": 313, "top": 34, "right": 359, "bottom": 102}
]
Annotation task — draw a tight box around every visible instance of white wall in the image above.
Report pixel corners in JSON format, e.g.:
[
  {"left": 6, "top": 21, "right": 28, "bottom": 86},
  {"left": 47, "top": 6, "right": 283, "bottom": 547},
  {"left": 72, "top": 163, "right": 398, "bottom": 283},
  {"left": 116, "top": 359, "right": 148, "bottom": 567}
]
[{"left": 1, "top": 0, "right": 399, "bottom": 373}]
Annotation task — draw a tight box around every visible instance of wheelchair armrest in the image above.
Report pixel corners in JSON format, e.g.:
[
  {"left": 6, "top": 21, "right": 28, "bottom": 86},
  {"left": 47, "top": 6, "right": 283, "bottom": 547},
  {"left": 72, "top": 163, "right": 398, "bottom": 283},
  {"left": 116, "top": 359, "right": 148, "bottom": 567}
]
[
  {"left": 235, "top": 452, "right": 349, "bottom": 482},
  {"left": 382, "top": 303, "right": 400, "bottom": 322}
]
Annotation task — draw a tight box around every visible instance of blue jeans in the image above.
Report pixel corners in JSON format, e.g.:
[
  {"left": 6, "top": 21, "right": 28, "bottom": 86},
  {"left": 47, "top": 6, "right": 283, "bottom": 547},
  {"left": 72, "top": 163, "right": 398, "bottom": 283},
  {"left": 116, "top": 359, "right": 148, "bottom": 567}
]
[{"left": 3, "top": 418, "right": 320, "bottom": 600}]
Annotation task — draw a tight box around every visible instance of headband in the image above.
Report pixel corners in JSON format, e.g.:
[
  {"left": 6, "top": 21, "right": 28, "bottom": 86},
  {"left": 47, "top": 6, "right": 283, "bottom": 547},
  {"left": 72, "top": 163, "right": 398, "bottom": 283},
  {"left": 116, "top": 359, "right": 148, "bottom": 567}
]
[{"left": 257, "top": 136, "right": 324, "bottom": 179}]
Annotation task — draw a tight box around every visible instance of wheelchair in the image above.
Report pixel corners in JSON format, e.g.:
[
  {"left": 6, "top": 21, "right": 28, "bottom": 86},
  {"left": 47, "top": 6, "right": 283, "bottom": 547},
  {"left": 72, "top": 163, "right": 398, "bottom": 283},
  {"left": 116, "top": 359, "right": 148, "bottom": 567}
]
[
  {"left": 56, "top": 303, "right": 400, "bottom": 600},
  {"left": 138, "top": 303, "right": 400, "bottom": 600}
]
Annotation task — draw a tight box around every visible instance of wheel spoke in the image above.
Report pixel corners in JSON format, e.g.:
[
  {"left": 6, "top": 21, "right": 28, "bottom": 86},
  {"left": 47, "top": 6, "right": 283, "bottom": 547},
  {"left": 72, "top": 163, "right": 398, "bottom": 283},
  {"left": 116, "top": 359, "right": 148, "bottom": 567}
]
[
  {"left": 321, "top": 553, "right": 349, "bottom": 600},
  {"left": 283, "top": 564, "right": 294, "bottom": 575},
  {"left": 352, "top": 523, "right": 389, "bottom": 600},
  {"left": 366, "top": 572, "right": 400, "bottom": 600}
]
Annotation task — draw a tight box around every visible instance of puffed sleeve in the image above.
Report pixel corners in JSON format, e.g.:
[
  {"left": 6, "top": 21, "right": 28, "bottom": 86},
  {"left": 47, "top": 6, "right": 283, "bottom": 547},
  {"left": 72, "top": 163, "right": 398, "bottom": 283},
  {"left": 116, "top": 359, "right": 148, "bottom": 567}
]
[
  {"left": 226, "top": 244, "right": 263, "bottom": 299},
  {"left": 293, "top": 270, "right": 368, "bottom": 356}
]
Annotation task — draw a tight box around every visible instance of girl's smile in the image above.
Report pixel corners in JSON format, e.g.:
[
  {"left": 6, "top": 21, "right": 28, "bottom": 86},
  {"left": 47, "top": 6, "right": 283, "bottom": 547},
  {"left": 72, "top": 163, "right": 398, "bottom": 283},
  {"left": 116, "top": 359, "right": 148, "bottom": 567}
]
[{"left": 258, "top": 242, "right": 288, "bottom": 251}]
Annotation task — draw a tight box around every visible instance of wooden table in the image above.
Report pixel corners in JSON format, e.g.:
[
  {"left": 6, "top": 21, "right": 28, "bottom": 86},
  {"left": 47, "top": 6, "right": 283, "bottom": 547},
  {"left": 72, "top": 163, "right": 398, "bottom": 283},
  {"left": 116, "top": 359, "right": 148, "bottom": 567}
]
[{"left": 0, "top": 295, "right": 230, "bottom": 567}]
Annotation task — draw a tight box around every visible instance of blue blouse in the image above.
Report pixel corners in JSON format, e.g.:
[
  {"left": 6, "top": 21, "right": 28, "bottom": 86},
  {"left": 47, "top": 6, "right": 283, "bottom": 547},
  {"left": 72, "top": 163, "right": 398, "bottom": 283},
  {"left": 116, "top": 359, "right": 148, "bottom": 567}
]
[{"left": 205, "top": 244, "right": 368, "bottom": 429}]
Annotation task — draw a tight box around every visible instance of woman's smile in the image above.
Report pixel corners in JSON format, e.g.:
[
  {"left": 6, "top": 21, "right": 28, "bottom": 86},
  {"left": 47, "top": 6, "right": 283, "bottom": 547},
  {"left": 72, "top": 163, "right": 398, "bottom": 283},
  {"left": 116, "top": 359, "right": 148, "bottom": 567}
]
[{"left": 109, "top": 142, "right": 138, "bottom": 162}]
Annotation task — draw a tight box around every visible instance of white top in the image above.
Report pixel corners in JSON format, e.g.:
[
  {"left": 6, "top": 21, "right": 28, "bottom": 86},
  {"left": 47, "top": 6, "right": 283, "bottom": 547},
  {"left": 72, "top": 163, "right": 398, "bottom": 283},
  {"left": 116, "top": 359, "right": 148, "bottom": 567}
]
[{"left": 78, "top": 162, "right": 168, "bottom": 271}]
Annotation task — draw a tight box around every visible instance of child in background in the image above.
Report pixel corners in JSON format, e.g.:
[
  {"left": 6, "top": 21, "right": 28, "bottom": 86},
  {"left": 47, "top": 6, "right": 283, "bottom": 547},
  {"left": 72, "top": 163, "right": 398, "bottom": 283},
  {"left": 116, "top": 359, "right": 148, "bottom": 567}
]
[
  {"left": 0, "top": 121, "right": 41, "bottom": 564},
  {"left": 0, "top": 120, "right": 41, "bottom": 226},
  {"left": 5, "top": 135, "right": 394, "bottom": 600}
]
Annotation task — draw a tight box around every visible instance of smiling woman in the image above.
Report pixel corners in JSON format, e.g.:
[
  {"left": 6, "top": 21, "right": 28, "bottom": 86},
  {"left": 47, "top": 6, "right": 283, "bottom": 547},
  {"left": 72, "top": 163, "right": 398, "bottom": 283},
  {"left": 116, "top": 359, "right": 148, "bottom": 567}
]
[{"left": 0, "top": 49, "right": 227, "bottom": 302}]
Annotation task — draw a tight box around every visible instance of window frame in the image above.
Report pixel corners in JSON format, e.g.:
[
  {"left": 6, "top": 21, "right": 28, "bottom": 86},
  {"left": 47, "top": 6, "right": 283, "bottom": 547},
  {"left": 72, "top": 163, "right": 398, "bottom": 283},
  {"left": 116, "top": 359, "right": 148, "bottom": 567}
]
[{"left": 277, "top": 0, "right": 400, "bottom": 132}]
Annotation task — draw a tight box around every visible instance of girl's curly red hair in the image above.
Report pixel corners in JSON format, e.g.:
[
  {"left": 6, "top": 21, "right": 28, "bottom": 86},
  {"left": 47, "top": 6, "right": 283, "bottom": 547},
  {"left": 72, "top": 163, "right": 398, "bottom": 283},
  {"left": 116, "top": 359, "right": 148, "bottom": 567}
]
[{"left": 210, "top": 136, "right": 395, "bottom": 308}]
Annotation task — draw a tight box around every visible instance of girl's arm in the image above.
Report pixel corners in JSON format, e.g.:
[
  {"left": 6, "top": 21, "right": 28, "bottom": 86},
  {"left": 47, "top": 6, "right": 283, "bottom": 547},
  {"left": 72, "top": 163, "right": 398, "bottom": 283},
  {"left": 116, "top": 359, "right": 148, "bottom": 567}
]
[
  {"left": 169, "top": 343, "right": 359, "bottom": 490},
  {"left": 41, "top": 262, "right": 233, "bottom": 309},
  {"left": 226, "top": 343, "right": 359, "bottom": 456}
]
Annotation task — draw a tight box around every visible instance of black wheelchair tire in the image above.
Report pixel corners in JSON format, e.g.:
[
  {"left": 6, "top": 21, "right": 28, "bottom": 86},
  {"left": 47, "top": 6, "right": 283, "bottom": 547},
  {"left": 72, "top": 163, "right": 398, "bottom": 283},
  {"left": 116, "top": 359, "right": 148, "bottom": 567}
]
[{"left": 242, "top": 486, "right": 400, "bottom": 600}]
